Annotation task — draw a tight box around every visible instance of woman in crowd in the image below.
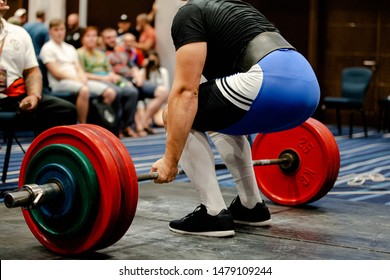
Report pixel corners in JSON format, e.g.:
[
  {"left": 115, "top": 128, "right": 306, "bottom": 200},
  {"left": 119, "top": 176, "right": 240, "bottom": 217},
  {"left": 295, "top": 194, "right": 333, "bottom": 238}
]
[
  {"left": 139, "top": 50, "right": 170, "bottom": 127},
  {"left": 77, "top": 26, "right": 140, "bottom": 137}
]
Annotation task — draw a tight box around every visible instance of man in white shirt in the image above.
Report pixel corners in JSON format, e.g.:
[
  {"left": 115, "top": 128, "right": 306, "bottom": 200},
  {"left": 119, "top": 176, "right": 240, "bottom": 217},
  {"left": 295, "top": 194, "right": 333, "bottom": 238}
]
[
  {"left": 40, "top": 18, "right": 117, "bottom": 124},
  {"left": 0, "top": 0, "right": 76, "bottom": 134}
]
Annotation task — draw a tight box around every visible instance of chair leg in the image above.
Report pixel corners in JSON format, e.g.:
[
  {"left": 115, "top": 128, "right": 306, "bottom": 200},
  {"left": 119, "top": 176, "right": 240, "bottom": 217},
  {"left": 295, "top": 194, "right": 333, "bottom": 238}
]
[
  {"left": 2, "top": 132, "right": 13, "bottom": 183},
  {"left": 349, "top": 111, "right": 354, "bottom": 138},
  {"left": 336, "top": 109, "right": 342, "bottom": 135},
  {"left": 361, "top": 110, "right": 368, "bottom": 138},
  {"left": 14, "top": 135, "right": 26, "bottom": 153}
]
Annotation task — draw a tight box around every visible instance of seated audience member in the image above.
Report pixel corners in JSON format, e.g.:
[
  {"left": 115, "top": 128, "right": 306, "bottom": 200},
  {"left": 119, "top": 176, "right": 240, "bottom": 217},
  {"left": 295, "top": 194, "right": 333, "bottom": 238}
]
[
  {"left": 13, "top": 8, "right": 27, "bottom": 25},
  {"left": 0, "top": 3, "right": 77, "bottom": 134},
  {"left": 122, "top": 33, "right": 144, "bottom": 68},
  {"left": 141, "top": 51, "right": 170, "bottom": 93},
  {"left": 101, "top": 27, "right": 168, "bottom": 135},
  {"left": 23, "top": 10, "right": 49, "bottom": 57},
  {"left": 78, "top": 26, "right": 139, "bottom": 137},
  {"left": 40, "top": 19, "right": 116, "bottom": 124},
  {"left": 139, "top": 50, "right": 170, "bottom": 127},
  {"left": 117, "top": 14, "right": 139, "bottom": 43},
  {"left": 65, "top": 13, "right": 85, "bottom": 49},
  {"left": 7, "top": 16, "right": 21, "bottom": 26},
  {"left": 134, "top": 13, "right": 156, "bottom": 55}
]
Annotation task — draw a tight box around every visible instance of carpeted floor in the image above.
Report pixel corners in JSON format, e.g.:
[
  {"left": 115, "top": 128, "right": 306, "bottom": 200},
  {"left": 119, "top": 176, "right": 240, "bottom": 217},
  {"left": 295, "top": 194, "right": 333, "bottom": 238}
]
[{"left": 1, "top": 124, "right": 390, "bottom": 205}]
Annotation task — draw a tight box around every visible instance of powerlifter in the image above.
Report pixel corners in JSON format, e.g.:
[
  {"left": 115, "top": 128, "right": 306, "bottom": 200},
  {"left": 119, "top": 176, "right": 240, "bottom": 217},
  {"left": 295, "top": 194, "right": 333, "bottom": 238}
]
[{"left": 151, "top": 0, "right": 320, "bottom": 237}]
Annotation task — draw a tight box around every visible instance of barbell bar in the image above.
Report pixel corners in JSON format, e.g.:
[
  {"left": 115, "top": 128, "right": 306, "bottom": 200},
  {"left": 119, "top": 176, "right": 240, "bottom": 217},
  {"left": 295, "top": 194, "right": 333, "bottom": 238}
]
[
  {"left": 124, "top": 153, "right": 294, "bottom": 182},
  {"left": 5, "top": 150, "right": 297, "bottom": 209}
]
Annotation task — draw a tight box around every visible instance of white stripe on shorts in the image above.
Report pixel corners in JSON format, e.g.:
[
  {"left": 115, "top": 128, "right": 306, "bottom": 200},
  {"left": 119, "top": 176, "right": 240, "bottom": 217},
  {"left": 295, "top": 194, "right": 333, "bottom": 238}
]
[{"left": 215, "top": 63, "right": 264, "bottom": 111}]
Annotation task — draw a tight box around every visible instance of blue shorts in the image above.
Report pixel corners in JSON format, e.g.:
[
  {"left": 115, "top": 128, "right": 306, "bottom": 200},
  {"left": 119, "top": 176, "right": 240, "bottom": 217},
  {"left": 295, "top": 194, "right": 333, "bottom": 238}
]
[
  {"left": 220, "top": 49, "right": 320, "bottom": 134},
  {"left": 192, "top": 49, "right": 320, "bottom": 134}
]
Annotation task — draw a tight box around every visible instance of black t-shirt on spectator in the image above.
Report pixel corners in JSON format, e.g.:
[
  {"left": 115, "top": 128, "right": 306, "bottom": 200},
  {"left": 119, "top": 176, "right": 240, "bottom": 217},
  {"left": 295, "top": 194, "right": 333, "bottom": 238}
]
[{"left": 66, "top": 27, "right": 85, "bottom": 49}]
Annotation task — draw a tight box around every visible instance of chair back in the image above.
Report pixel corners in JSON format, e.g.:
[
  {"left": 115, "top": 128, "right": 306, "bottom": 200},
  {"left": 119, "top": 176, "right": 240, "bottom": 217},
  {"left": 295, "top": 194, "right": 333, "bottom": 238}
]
[
  {"left": 342, "top": 67, "right": 373, "bottom": 100},
  {"left": 0, "top": 112, "right": 18, "bottom": 129}
]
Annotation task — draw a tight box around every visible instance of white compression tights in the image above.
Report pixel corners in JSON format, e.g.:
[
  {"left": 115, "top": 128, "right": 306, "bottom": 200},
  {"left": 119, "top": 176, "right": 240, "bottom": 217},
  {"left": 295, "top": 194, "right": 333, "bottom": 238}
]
[
  {"left": 179, "top": 130, "right": 263, "bottom": 216},
  {"left": 210, "top": 132, "right": 263, "bottom": 209},
  {"left": 179, "top": 130, "right": 227, "bottom": 215}
]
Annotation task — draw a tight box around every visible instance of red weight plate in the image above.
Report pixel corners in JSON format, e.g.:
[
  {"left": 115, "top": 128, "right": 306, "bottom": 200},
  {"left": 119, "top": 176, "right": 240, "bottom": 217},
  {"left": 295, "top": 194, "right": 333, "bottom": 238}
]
[
  {"left": 310, "top": 119, "right": 339, "bottom": 194},
  {"left": 69, "top": 125, "right": 125, "bottom": 250},
  {"left": 19, "top": 125, "right": 121, "bottom": 255},
  {"left": 80, "top": 125, "right": 138, "bottom": 250},
  {"left": 305, "top": 119, "right": 340, "bottom": 203},
  {"left": 304, "top": 119, "right": 336, "bottom": 187},
  {"left": 252, "top": 118, "right": 337, "bottom": 206}
]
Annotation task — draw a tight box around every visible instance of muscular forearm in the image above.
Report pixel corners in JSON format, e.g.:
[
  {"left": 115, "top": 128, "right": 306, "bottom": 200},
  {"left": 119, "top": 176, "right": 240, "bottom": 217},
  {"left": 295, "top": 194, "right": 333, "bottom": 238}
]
[
  {"left": 151, "top": 42, "right": 206, "bottom": 183},
  {"left": 165, "top": 88, "right": 198, "bottom": 166},
  {"left": 164, "top": 43, "right": 206, "bottom": 165}
]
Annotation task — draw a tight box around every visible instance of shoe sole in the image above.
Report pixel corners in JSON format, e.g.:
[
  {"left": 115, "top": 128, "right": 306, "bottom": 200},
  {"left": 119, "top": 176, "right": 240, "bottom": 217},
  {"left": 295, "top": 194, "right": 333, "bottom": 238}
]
[
  {"left": 169, "top": 227, "right": 235, "bottom": 237},
  {"left": 233, "top": 218, "right": 272, "bottom": 227}
]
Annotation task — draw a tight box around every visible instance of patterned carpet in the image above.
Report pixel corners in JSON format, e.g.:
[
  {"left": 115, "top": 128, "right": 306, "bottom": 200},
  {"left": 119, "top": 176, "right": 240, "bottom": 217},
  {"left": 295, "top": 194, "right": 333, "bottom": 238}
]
[{"left": 1, "top": 124, "right": 390, "bottom": 205}]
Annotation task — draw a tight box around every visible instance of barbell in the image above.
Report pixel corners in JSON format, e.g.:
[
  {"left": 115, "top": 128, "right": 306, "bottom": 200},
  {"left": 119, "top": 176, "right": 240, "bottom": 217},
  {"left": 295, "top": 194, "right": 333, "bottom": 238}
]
[
  {"left": 5, "top": 152, "right": 297, "bottom": 208},
  {"left": 3, "top": 118, "right": 339, "bottom": 255}
]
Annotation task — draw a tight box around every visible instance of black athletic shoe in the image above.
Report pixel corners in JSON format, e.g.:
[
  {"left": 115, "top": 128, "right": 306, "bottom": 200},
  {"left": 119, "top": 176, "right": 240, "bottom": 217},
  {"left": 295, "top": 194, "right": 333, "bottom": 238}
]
[
  {"left": 169, "top": 204, "right": 235, "bottom": 237},
  {"left": 228, "top": 196, "right": 272, "bottom": 226}
]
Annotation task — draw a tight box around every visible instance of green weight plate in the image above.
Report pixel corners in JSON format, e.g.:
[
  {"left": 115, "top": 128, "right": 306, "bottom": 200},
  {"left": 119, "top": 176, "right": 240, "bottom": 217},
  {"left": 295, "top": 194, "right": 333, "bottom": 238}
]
[{"left": 25, "top": 144, "right": 99, "bottom": 237}]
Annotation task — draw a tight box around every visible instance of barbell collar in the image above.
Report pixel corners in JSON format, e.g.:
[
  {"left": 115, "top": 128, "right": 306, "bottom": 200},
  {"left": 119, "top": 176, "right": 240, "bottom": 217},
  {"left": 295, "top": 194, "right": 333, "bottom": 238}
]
[
  {"left": 4, "top": 182, "right": 62, "bottom": 209},
  {"left": 278, "top": 150, "right": 300, "bottom": 174}
]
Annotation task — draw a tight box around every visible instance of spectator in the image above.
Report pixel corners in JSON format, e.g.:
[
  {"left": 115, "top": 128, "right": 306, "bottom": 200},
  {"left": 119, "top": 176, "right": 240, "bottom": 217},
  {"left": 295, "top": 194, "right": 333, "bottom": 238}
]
[
  {"left": 134, "top": 13, "right": 156, "bottom": 54},
  {"left": 117, "top": 13, "right": 139, "bottom": 43},
  {"left": 101, "top": 27, "right": 168, "bottom": 135},
  {"left": 142, "top": 50, "right": 170, "bottom": 90},
  {"left": 140, "top": 50, "right": 170, "bottom": 127},
  {"left": 122, "top": 32, "right": 144, "bottom": 68},
  {"left": 0, "top": 2, "right": 77, "bottom": 134},
  {"left": 40, "top": 19, "right": 117, "bottom": 124},
  {"left": 6, "top": 16, "right": 21, "bottom": 26},
  {"left": 14, "top": 8, "right": 27, "bottom": 25},
  {"left": 23, "top": 10, "right": 49, "bottom": 56},
  {"left": 78, "top": 26, "right": 139, "bottom": 137},
  {"left": 65, "top": 13, "right": 85, "bottom": 49}
]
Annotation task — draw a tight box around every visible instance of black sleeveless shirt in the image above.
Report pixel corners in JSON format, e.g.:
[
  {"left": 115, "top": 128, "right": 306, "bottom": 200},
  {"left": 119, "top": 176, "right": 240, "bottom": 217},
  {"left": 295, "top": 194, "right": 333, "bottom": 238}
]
[{"left": 171, "top": 0, "right": 278, "bottom": 80}]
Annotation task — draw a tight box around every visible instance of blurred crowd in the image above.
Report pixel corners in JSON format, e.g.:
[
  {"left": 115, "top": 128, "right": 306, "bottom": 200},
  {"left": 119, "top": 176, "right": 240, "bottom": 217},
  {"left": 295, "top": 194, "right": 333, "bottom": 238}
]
[{"left": 7, "top": 1, "right": 169, "bottom": 138}]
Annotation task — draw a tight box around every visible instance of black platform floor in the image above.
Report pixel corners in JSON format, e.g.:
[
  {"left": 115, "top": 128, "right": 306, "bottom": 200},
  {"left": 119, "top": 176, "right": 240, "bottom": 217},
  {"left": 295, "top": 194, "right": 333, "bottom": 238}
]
[{"left": 0, "top": 182, "right": 389, "bottom": 260}]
